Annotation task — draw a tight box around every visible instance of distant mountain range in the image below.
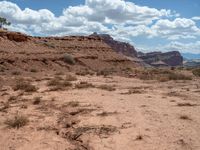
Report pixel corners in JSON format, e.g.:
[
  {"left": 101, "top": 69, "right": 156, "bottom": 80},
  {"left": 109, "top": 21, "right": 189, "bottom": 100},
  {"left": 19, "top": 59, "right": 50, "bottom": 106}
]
[{"left": 181, "top": 53, "right": 200, "bottom": 60}]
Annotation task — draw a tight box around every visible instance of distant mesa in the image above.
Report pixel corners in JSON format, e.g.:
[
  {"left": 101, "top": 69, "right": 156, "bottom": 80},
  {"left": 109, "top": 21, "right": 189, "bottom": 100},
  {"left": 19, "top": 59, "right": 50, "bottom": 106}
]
[
  {"left": 138, "top": 51, "right": 183, "bottom": 67},
  {"left": 90, "top": 32, "right": 184, "bottom": 67},
  {"left": 90, "top": 32, "right": 137, "bottom": 58}
]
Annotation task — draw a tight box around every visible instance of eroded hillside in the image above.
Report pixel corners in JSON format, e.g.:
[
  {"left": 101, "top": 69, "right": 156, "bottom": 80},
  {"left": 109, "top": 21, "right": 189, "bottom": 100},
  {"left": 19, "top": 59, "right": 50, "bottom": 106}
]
[{"left": 0, "top": 30, "right": 139, "bottom": 76}]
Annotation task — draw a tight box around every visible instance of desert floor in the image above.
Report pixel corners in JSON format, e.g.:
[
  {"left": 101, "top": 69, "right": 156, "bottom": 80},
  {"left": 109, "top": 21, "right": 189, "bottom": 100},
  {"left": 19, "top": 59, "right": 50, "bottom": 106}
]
[{"left": 0, "top": 73, "right": 200, "bottom": 150}]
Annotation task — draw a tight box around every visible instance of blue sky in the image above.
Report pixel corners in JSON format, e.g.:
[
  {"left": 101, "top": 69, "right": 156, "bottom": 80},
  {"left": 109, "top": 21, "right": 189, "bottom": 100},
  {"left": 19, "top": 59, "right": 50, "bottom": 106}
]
[{"left": 0, "top": 0, "right": 200, "bottom": 54}]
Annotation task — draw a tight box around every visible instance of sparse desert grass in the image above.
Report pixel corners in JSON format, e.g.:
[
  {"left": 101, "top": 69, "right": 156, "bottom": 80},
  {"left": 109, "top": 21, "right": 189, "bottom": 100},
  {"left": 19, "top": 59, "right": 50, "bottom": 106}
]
[
  {"left": 33, "top": 97, "right": 41, "bottom": 105},
  {"left": 30, "top": 68, "right": 38, "bottom": 73},
  {"left": 0, "top": 102, "right": 9, "bottom": 112},
  {"left": 179, "top": 115, "right": 191, "bottom": 120},
  {"left": 97, "top": 111, "right": 118, "bottom": 117},
  {"left": 63, "top": 53, "right": 75, "bottom": 65},
  {"left": 65, "top": 74, "right": 77, "bottom": 81},
  {"left": 135, "top": 134, "right": 143, "bottom": 141},
  {"left": 136, "top": 68, "right": 192, "bottom": 81},
  {"left": 12, "top": 71, "right": 21, "bottom": 75},
  {"left": 192, "top": 68, "right": 200, "bottom": 77},
  {"left": 97, "top": 69, "right": 114, "bottom": 76},
  {"left": 177, "top": 103, "right": 197, "bottom": 107},
  {"left": 67, "top": 125, "right": 117, "bottom": 140},
  {"left": 166, "top": 91, "right": 187, "bottom": 98},
  {"left": 67, "top": 101, "right": 80, "bottom": 107},
  {"left": 47, "top": 76, "right": 72, "bottom": 91},
  {"left": 121, "top": 88, "right": 144, "bottom": 95},
  {"left": 47, "top": 77, "right": 62, "bottom": 86},
  {"left": 127, "top": 89, "right": 144, "bottom": 94},
  {"left": 13, "top": 81, "right": 37, "bottom": 92},
  {"left": 97, "top": 84, "right": 116, "bottom": 91},
  {"left": 5, "top": 114, "right": 29, "bottom": 128},
  {"left": 76, "top": 69, "right": 94, "bottom": 76},
  {"left": 8, "top": 96, "right": 18, "bottom": 101},
  {"left": 55, "top": 71, "right": 64, "bottom": 76},
  {"left": 43, "top": 42, "right": 55, "bottom": 48},
  {"left": 168, "top": 73, "right": 192, "bottom": 80},
  {"left": 75, "top": 81, "right": 94, "bottom": 89}
]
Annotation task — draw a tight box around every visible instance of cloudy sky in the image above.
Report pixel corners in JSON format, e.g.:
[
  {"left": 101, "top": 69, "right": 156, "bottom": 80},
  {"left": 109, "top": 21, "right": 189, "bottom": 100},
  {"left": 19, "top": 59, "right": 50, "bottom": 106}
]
[{"left": 0, "top": 0, "right": 200, "bottom": 54}]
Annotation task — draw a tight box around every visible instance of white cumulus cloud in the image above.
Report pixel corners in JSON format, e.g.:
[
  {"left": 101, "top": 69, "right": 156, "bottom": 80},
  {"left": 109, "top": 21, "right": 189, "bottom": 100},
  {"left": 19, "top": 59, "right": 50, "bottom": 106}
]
[{"left": 0, "top": 0, "right": 200, "bottom": 53}]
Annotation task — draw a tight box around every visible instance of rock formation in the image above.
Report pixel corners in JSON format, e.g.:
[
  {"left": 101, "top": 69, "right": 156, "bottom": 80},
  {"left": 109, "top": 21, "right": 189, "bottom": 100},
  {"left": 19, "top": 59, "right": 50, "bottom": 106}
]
[
  {"left": 90, "top": 32, "right": 137, "bottom": 57},
  {"left": 138, "top": 51, "right": 183, "bottom": 67}
]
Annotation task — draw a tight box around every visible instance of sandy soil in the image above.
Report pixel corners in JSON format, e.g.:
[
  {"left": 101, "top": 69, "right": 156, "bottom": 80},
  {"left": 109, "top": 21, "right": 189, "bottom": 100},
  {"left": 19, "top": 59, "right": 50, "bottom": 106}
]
[{"left": 0, "top": 73, "right": 200, "bottom": 150}]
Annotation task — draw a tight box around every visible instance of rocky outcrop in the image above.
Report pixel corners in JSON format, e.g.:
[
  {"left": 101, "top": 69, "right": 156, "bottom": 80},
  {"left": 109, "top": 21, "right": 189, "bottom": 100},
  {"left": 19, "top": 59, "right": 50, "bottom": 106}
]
[
  {"left": 138, "top": 51, "right": 183, "bottom": 67},
  {"left": 90, "top": 33, "right": 137, "bottom": 57},
  {"left": 0, "top": 30, "right": 29, "bottom": 42}
]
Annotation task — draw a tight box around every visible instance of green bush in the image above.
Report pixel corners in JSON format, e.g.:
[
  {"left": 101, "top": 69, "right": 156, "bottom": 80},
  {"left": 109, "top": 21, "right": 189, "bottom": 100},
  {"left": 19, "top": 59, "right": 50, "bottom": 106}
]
[{"left": 63, "top": 53, "right": 75, "bottom": 65}]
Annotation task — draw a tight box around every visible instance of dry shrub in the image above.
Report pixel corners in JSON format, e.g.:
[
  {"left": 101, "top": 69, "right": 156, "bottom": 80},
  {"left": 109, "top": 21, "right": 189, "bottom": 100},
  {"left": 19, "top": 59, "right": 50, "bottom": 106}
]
[
  {"left": 136, "top": 69, "right": 192, "bottom": 81},
  {"left": 5, "top": 114, "right": 29, "bottom": 128},
  {"left": 179, "top": 115, "right": 191, "bottom": 120},
  {"left": 75, "top": 81, "right": 94, "bottom": 89},
  {"left": 76, "top": 69, "right": 94, "bottom": 76},
  {"left": 97, "top": 84, "right": 116, "bottom": 91},
  {"left": 97, "top": 111, "right": 117, "bottom": 117},
  {"left": 67, "top": 101, "right": 80, "bottom": 107},
  {"left": 168, "top": 73, "right": 192, "bottom": 80},
  {"left": 67, "top": 125, "right": 117, "bottom": 140},
  {"left": 65, "top": 74, "right": 77, "bottom": 81},
  {"left": 192, "top": 68, "right": 200, "bottom": 77},
  {"left": 47, "top": 77, "right": 62, "bottom": 86},
  {"left": 13, "top": 81, "right": 37, "bottom": 92},
  {"left": 30, "top": 69, "right": 38, "bottom": 73},
  {"left": 33, "top": 97, "right": 41, "bottom": 105},
  {"left": 97, "top": 69, "right": 114, "bottom": 76},
  {"left": 47, "top": 76, "right": 72, "bottom": 91},
  {"left": 0, "top": 102, "right": 9, "bottom": 112},
  {"left": 8, "top": 96, "right": 18, "bottom": 102},
  {"left": 177, "top": 103, "right": 197, "bottom": 107},
  {"left": 12, "top": 71, "right": 21, "bottom": 75}
]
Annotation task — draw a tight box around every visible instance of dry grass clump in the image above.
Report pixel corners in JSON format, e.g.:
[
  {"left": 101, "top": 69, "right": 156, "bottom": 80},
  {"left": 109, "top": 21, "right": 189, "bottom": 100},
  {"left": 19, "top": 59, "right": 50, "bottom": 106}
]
[
  {"left": 67, "top": 101, "right": 80, "bottom": 107},
  {"left": 127, "top": 89, "right": 144, "bottom": 94},
  {"left": 12, "top": 71, "right": 21, "bottom": 75},
  {"left": 47, "top": 76, "right": 63, "bottom": 86},
  {"left": 30, "top": 68, "right": 38, "bottom": 73},
  {"left": 63, "top": 53, "right": 75, "bottom": 65},
  {"left": 33, "top": 97, "right": 41, "bottom": 105},
  {"left": 192, "top": 68, "right": 200, "bottom": 77},
  {"left": 97, "top": 69, "right": 114, "bottom": 76},
  {"left": 65, "top": 74, "right": 77, "bottom": 81},
  {"left": 67, "top": 125, "right": 117, "bottom": 140},
  {"left": 177, "top": 103, "right": 197, "bottom": 107},
  {"left": 75, "top": 81, "right": 94, "bottom": 89},
  {"left": 168, "top": 73, "right": 192, "bottom": 80},
  {"left": 0, "top": 102, "right": 9, "bottom": 112},
  {"left": 8, "top": 96, "right": 18, "bottom": 102},
  {"left": 97, "top": 111, "right": 118, "bottom": 117},
  {"left": 97, "top": 84, "right": 116, "bottom": 91},
  {"left": 13, "top": 80, "right": 37, "bottom": 92},
  {"left": 76, "top": 69, "right": 94, "bottom": 76},
  {"left": 179, "top": 115, "right": 191, "bottom": 120},
  {"left": 135, "top": 134, "right": 143, "bottom": 141},
  {"left": 136, "top": 68, "right": 192, "bottom": 81},
  {"left": 47, "top": 76, "right": 72, "bottom": 91},
  {"left": 5, "top": 114, "right": 29, "bottom": 128}
]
